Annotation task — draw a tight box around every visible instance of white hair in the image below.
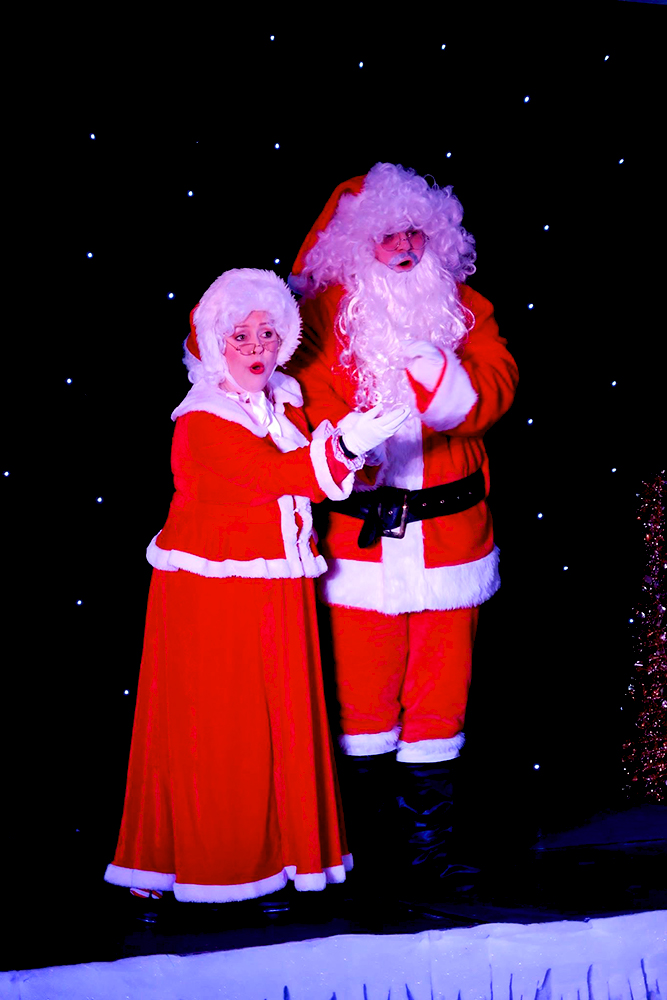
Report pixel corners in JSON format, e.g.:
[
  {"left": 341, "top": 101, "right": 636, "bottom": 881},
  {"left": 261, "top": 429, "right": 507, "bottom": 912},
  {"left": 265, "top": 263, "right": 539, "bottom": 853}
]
[
  {"left": 301, "top": 162, "right": 476, "bottom": 295},
  {"left": 184, "top": 269, "right": 302, "bottom": 385}
]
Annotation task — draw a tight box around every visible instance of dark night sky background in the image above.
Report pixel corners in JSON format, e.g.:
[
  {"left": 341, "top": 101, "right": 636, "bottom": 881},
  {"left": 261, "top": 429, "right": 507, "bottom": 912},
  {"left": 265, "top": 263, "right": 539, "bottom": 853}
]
[{"left": 4, "top": 5, "right": 664, "bottom": 874}]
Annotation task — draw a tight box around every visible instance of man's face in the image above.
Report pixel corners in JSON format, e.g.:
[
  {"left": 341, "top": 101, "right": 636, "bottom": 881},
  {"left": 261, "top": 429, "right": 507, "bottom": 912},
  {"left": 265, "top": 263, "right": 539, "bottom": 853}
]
[{"left": 373, "top": 229, "right": 427, "bottom": 272}]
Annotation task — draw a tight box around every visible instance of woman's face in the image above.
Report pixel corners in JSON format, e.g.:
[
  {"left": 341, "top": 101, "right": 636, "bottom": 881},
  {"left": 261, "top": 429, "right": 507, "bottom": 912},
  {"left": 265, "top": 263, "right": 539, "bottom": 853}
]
[{"left": 223, "top": 310, "right": 280, "bottom": 393}]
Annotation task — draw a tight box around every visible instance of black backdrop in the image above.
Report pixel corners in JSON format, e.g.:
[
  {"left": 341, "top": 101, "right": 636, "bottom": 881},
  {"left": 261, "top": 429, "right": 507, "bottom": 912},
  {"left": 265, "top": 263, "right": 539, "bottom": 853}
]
[{"left": 4, "top": 6, "right": 664, "bottom": 879}]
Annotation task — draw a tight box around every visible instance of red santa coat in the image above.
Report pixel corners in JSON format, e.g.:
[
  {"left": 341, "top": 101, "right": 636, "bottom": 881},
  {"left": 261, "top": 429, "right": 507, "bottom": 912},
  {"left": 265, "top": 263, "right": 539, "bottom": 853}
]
[
  {"left": 290, "top": 283, "right": 519, "bottom": 615},
  {"left": 105, "top": 373, "right": 355, "bottom": 902}
]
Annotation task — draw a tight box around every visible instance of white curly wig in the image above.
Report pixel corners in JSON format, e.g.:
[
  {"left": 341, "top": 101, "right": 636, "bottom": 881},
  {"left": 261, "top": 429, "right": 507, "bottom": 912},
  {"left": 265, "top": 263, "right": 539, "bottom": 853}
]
[
  {"left": 299, "top": 162, "right": 476, "bottom": 293},
  {"left": 184, "top": 268, "right": 302, "bottom": 385}
]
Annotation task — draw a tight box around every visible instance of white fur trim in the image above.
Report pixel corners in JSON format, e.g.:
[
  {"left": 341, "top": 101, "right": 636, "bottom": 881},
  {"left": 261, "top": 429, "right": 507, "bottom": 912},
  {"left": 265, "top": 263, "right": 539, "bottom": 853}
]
[
  {"left": 396, "top": 732, "right": 465, "bottom": 763},
  {"left": 419, "top": 346, "right": 477, "bottom": 431},
  {"left": 171, "top": 375, "right": 307, "bottom": 443},
  {"left": 338, "top": 727, "right": 400, "bottom": 756},
  {"left": 104, "top": 864, "right": 175, "bottom": 892},
  {"left": 320, "top": 546, "right": 500, "bottom": 614},
  {"left": 147, "top": 534, "right": 327, "bottom": 580},
  {"left": 310, "top": 425, "right": 356, "bottom": 501},
  {"left": 105, "top": 860, "right": 350, "bottom": 901},
  {"left": 375, "top": 413, "right": 424, "bottom": 490}
]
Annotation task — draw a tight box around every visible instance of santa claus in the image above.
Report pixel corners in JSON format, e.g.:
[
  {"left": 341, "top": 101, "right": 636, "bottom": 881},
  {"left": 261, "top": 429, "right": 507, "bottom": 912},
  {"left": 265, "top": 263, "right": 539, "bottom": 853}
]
[{"left": 288, "top": 162, "right": 519, "bottom": 891}]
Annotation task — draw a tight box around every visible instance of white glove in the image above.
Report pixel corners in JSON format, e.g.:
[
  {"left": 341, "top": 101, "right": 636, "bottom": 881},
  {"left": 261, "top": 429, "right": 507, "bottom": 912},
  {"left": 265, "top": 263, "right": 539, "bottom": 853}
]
[
  {"left": 337, "top": 404, "right": 410, "bottom": 457},
  {"left": 403, "top": 339, "right": 445, "bottom": 392}
]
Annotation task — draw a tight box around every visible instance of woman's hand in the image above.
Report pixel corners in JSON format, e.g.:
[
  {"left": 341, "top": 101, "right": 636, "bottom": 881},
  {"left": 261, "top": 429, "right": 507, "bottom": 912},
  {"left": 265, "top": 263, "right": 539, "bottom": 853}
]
[{"left": 337, "top": 405, "right": 410, "bottom": 457}]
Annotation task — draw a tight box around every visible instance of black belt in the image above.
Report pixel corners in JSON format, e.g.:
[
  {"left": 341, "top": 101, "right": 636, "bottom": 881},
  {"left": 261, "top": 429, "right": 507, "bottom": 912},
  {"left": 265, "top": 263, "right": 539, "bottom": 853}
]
[{"left": 333, "top": 468, "right": 486, "bottom": 549}]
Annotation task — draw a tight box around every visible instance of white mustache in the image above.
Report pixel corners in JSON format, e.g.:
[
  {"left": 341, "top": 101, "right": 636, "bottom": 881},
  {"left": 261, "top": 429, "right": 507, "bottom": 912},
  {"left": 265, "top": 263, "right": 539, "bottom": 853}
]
[{"left": 388, "top": 250, "right": 419, "bottom": 268}]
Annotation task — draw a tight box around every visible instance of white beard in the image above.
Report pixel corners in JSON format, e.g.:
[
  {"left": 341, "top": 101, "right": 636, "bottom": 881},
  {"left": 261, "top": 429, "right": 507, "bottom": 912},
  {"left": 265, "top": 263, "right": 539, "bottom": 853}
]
[{"left": 340, "top": 251, "right": 469, "bottom": 408}]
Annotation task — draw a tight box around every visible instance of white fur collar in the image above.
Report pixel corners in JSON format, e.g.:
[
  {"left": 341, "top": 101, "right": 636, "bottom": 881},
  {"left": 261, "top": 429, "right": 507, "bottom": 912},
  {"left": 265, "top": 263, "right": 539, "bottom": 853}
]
[{"left": 170, "top": 371, "right": 305, "bottom": 443}]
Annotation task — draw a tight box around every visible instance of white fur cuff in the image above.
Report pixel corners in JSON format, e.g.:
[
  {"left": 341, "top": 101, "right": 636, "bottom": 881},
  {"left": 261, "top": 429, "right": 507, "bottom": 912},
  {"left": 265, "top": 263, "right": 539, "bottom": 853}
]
[
  {"left": 338, "top": 727, "right": 400, "bottom": 756},
  {"left": 396, "top": 732, "right": 465, "bottom": 763}
]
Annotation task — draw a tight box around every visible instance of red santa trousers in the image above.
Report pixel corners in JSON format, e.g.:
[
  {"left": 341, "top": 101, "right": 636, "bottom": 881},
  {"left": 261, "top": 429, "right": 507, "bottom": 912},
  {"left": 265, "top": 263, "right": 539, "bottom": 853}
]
[
  {"left": 106, "top": 569, "right": 350, "bottom": 901},
  {"left": 328, "top": 604, "right": 479, "bottom": 748}
]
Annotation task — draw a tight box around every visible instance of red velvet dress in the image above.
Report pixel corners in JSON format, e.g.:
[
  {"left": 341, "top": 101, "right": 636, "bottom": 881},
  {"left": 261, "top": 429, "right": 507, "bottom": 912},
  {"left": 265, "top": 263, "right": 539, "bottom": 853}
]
[{"left": 105, "top": 374, "right": 355, "bottom": 901}]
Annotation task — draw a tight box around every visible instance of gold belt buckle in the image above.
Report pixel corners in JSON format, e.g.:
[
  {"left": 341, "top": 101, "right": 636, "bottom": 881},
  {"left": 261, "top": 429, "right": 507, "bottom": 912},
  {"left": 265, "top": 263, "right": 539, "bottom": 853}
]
[{"left": 381, "top": 492, "right": 410, "bottom": 539}]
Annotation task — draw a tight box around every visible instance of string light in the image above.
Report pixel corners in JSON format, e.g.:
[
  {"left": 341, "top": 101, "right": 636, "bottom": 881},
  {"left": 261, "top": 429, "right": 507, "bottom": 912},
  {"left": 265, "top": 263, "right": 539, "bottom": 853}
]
[
  {"left": 96, "top": 497, "right": 104, "bottom": 503},
  {"left": 358, "top": 62, "right": 364, "bottom": 68},
  {"left": 90, "top": 133, "right": 96, "bottom": 139},
  {"left": 527, "top": 418, "right": 533, "bottom": 425},
  {"left": 528, "top": 303, "right": 534, "bottom": 310},
  {"left": 187, "top": 191, "right": 193, "bottom": 197},
  {"left": 524, "top": 96, "right": 530, "bottom": 103},
  {"left": 537, "top": 513, "right": 544, "bottom": 519},
  {"left": 87, "top": 252, "right": 93, "bottom": 258},
  {"left": 274, "top": 143, "right": 280, "bottom": 149},
  {"left": 168, "top": 292, "right": 174, "bottom": 299}
]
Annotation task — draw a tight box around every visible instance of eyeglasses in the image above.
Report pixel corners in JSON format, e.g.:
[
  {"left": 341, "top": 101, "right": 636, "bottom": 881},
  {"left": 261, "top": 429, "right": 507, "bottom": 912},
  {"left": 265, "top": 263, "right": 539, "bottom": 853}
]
[
  {"left": 377, "top": 229, "right": 428, "bottom": 252},
  {"left": 227, "top": 332, "right": 282, "bottom": 356}
]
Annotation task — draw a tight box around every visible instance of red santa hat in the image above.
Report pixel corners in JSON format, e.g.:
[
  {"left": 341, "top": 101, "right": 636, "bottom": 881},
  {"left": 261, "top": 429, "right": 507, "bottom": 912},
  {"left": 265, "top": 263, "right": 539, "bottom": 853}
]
[
  {"left": 184, "top": 268, "right": 302, "bottom": 383},
  {"left": 291, "top": 173, "right": 366, "bottom": 281}
]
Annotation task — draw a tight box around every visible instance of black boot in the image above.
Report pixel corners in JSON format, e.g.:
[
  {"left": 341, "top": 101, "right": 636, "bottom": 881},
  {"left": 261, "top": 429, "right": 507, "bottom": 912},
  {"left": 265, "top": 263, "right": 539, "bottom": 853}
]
[
  {"left": 337, "top": 751, "right": 410, "bottom": 923},
  {"left": 339, "top": 751, "right": 397, "bottom": 883},
  {"left": 396, "top": 758, "right": 480, "bottom": 897}
]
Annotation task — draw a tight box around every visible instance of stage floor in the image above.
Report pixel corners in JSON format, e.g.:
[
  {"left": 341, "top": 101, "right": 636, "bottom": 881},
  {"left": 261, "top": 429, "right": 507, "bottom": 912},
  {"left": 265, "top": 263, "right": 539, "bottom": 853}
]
[{"left": 2, "top": 804, "right": 665, "bottom": 976}]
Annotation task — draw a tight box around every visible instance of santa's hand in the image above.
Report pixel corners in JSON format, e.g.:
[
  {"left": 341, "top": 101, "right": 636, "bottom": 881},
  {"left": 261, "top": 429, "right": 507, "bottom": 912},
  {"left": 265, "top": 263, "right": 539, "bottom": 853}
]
[
  {"left": 337, "top": 405, "right": 410, "bottom": 457},
  {"left": 403, "top": 339, "right": 445, "bottom": 392}
]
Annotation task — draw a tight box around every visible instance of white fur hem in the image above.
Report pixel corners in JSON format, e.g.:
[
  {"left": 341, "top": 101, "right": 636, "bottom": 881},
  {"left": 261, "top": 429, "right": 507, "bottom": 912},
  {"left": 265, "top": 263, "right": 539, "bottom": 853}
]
[
  {"left": 320, "top": 546, "right": 500, "bottom": 614},
  {"left": 105, "top": 858, "right": 351, "bottom": 902},
  {"left": 421, "top": 346, "right": 477, "bottom": 431},
  {"left": 104, "top": 865, "right": 175, "bottom": 892},
  {"left": 338, "top": 727, "right": 400, "bottom": 756},
  {"left": 147, "top": 535, "right": 327, "bottom": 580},
  {"left": 396, "top": 732, "right": 465, "bottom": 763}
]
